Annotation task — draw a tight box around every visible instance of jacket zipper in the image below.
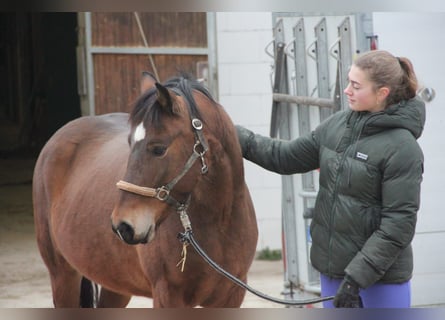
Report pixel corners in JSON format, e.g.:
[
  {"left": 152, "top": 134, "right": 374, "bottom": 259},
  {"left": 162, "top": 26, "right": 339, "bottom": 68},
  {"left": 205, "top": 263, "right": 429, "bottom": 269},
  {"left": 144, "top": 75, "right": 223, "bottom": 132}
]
[{"left": 327, "top": 112, "right": 363, "bottom": 275}]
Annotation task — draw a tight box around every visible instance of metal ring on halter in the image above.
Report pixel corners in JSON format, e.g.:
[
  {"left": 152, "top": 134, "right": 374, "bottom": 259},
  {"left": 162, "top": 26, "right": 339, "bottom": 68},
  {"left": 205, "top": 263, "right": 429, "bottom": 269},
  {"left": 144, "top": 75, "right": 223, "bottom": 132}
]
[
  {"left": 191, "top": 118, "right": 203, "bottom": 130},
  {"left": 193, "top": 141, "right": 206, "bottom": 156},
  {"left": 155, "top": 186, "right": 170, "bottom": 201}
]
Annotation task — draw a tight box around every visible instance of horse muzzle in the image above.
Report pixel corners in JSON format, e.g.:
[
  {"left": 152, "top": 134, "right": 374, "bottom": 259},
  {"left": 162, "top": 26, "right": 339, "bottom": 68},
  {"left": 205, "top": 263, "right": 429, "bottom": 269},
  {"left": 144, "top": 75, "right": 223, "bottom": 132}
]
[{"left": 111, "top": 220, "right": 153, "bottom": 245}]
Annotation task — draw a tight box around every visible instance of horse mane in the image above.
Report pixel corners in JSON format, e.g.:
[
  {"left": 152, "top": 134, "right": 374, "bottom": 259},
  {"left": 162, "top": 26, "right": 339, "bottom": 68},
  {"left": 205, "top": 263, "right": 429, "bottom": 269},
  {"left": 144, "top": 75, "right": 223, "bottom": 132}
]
[{"left": 129, "top": 73, "right": 216, "bottom": 130}]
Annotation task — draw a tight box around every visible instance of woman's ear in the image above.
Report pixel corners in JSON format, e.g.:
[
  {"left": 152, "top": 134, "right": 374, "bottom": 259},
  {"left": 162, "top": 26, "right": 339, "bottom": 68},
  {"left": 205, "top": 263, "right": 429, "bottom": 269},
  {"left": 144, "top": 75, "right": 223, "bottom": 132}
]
[{"left": 377, "top": 86, "right": 390, "bottom": 101}]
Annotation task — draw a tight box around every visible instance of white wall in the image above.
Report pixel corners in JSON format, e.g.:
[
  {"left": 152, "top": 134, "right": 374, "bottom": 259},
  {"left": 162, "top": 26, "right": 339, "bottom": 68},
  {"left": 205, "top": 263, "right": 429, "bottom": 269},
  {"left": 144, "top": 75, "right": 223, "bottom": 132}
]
[
  {"left": 373, "top": 12, "right": 445, "bottom": 307},
  {"left": 216, "top": 12, "right": 282, "bottom": 250}
]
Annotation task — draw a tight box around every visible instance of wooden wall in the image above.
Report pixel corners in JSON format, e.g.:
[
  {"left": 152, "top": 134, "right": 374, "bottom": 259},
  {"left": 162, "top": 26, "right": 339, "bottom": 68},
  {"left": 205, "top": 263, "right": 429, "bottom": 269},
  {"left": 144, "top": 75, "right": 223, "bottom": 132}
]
[{"left": 90, "top": 13, "right": 208, "bottom": 115}]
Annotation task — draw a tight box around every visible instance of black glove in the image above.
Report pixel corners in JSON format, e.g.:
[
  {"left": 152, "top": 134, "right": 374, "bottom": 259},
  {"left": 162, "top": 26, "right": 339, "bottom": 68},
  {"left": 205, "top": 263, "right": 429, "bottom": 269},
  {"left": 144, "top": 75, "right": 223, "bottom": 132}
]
[{"left": 333, "top": 275, "right": 363, "bottom": 308}]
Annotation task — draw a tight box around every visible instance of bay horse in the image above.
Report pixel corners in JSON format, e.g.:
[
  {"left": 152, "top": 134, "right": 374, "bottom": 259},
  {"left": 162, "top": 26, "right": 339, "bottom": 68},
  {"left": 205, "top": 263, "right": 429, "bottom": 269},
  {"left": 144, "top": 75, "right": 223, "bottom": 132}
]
[{"left": 32, "top": 72, "right": 258, "bottom": 307}]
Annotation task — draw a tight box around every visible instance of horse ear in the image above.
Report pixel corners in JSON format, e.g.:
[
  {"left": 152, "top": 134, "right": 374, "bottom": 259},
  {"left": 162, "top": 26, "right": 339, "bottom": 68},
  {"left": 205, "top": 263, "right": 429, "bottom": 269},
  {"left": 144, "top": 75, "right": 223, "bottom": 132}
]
[
  {"left": 155, "top": 83, "right": 174, "bottom": 112},
  {"left": 140, "top": 72, "right": 157, "bottom": 93}
]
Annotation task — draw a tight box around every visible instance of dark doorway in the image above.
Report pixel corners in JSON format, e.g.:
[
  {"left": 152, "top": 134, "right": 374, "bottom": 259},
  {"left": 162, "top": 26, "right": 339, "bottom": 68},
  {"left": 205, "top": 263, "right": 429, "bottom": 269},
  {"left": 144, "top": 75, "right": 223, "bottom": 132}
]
[{"left": 0, "top": 12, "right": 80, "bottom": 157}]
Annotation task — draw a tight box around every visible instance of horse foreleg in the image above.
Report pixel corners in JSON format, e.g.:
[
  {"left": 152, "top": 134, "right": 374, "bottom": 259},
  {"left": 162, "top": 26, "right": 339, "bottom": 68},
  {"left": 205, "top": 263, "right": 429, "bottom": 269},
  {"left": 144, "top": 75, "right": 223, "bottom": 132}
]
[
  {"left": 202, "top": 280, "right": 247, "bottom": 308},
  {"left": 38, "top": 239, "right": 83, "bottom": 307},
  {"left": 97, "top": 288, "right": 132, "bottom": 308},
  {"left": 151, "top": 280, "right": 190, "bottom": 308},
  {"left": 214, "top": 285, "right": 246, "bottom": 307},
  {"left": 48, "top": 266, "right": 83, "bottom": 307}
]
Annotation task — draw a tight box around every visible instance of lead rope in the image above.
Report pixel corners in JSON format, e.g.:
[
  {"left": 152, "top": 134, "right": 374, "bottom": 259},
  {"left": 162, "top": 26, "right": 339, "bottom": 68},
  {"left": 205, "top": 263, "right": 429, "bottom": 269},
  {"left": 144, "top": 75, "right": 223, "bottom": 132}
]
[{"left": 176, "top": 210, "right": 335, "bottom": 307}]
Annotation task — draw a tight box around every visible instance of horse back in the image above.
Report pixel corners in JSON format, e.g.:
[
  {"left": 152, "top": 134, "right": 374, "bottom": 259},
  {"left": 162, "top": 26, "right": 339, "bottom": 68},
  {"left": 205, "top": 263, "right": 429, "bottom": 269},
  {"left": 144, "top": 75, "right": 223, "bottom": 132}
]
[{"left": 34, "top": 113, "right": 129, "bottom": 202}]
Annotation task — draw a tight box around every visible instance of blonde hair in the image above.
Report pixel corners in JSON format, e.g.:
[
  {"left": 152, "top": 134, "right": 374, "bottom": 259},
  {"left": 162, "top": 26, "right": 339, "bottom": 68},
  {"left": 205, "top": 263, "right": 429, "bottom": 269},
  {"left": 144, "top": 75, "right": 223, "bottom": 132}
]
[{"left": 353, "top": 50, "right": 418, "bottom": 107}]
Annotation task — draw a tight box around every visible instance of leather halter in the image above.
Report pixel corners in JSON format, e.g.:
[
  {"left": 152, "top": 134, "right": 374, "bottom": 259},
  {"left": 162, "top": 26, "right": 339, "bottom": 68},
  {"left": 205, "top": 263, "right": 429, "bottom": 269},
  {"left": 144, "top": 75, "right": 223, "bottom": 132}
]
[{"left": 116, "top": 115, "right": 209, "bottom": 212}]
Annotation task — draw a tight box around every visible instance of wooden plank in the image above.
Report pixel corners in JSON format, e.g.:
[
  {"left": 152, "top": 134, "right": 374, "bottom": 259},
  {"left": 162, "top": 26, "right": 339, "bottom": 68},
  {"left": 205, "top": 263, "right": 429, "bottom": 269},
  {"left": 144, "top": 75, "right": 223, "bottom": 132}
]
[
  {"left": 91, "top": 12, "right": 207, "bottom": 47},
  {"left": 93, "top": 54, "right": 207, "bottom": 115}
]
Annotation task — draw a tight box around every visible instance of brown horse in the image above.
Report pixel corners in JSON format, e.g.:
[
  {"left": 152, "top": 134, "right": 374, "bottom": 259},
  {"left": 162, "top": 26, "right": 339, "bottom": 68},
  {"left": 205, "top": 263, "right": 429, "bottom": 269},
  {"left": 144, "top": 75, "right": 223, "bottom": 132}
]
[{"left": 32, "top": 73, "right": 258, "bottom": 308}]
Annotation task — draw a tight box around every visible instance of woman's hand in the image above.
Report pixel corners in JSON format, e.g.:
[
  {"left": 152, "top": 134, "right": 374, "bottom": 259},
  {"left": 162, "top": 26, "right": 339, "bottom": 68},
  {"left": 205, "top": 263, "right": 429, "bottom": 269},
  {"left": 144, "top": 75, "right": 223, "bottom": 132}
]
[{"left": 333, "top": 275, "right": 363, "bottom": 308}]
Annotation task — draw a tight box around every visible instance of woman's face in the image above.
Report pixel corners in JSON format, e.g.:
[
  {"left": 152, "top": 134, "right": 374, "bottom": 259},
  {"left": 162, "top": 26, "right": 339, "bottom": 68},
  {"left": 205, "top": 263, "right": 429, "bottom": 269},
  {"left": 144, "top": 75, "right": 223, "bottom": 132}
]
[{"left": 344, "top": 65, "right": 389, "bottom": 113}]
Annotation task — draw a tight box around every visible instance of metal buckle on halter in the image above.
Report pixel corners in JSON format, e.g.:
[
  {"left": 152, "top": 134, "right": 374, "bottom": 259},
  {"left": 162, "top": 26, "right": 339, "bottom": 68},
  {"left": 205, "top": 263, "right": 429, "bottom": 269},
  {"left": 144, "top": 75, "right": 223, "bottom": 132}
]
[
  {"left": 191, "top": 118, "right": 203, "bottom": 130},
  {"left": 193, "top": 141, "right": 208, "bottom": 174},
  {"left": 155, "top": 186, "right": 170, "bottom": 201}
]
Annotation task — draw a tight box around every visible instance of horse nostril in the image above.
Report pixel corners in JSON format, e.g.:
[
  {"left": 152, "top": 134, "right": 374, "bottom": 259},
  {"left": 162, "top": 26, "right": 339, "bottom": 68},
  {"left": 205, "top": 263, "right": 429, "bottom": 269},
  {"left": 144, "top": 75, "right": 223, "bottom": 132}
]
[{"left": 113, "top": 222, "right": 136, "bottom": 245}]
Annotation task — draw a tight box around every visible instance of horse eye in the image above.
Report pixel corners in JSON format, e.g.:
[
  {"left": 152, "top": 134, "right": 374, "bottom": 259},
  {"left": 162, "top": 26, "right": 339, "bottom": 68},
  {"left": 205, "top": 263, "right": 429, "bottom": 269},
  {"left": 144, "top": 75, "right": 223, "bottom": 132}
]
[{"left": 151, "top": 145, "right": 167, "bottom": 157}]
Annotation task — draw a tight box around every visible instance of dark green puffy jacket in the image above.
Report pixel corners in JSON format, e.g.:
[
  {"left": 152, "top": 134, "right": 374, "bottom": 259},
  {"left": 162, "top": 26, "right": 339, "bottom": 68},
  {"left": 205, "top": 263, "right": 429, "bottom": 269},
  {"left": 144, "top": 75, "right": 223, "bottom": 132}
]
[{"left": 236, "top": 97, "right": 425, "bottom": 288}]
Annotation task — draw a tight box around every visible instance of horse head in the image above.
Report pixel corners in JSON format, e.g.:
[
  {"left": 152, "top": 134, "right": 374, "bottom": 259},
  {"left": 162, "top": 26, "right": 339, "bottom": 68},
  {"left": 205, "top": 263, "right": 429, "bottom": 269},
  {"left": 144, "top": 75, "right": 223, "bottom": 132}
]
[{"left": 111, "top": 72, "right": 211, "bottom": 245}]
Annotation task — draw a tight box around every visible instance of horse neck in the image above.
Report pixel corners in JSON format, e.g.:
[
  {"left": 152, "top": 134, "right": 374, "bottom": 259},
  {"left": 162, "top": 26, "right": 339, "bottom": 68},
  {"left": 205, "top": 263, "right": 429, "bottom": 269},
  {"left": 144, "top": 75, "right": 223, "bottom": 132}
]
[
  {"left": 190, "top": 96, "right": 247, "bottom": 218},
  {"left": 188, "top": 129, "right": 245, "bottom": 228},
  {"left": 201, "top": 102, "right": 245, "bottom": 184}
]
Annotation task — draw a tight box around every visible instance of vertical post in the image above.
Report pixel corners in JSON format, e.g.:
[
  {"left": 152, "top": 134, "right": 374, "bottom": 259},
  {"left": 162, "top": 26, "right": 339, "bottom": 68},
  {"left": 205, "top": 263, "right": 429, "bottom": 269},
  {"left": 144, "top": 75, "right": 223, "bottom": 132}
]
[
  {"left": 206, "top": 13, "right": 219, "bottom": 100},
  {"left": 293, "top": 17, "right": 315, "bottom": 188},
  {"left": 270, "top": 19, "right": 300, "bottom": 293},
  {"left": 270, "top": 19, "right": 287, "bottom": 138},
  {"left": 337, "top": 17, "right": 352, "bottom": 111},
  {"left": 84, "top": 12, "right": 95, "bottom": 116},
  {"left": 293, "top": 18, "right": 320, "bottom": 289},
  {"left": 314, "top": 18, "right": 333, "bottom": 122}
]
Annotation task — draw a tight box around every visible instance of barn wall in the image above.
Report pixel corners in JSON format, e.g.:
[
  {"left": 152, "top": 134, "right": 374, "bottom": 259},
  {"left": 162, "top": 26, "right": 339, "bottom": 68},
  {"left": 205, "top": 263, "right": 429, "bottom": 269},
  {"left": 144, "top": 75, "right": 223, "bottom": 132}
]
[{"left": 215, "top": 13, "right": 282, "bottom": 250}]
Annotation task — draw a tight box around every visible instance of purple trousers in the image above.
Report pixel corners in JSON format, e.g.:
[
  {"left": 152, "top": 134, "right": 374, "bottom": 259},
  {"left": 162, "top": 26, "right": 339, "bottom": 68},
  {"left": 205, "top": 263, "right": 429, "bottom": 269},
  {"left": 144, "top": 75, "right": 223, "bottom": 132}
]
[{"left": 320, "top": 274, "right": 411, "bottom": 308}]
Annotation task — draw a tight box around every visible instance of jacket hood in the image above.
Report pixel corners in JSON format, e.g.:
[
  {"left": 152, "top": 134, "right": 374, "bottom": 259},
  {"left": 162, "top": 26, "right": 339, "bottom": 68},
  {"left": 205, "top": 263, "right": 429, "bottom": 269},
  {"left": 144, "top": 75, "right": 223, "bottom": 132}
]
[{"left": 363, "top": 97, "right": 426, "bottom": 139}]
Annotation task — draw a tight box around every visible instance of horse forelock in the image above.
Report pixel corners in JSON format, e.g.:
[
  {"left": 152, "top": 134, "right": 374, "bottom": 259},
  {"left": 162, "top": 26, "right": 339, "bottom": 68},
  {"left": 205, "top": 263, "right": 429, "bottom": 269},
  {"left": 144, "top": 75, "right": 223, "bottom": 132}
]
[
  {"left": 164, "top": 75, "right": 216, "bottom": 121},
  {"left": 129, "top": 75, "right": 216, "bottom": 134}
]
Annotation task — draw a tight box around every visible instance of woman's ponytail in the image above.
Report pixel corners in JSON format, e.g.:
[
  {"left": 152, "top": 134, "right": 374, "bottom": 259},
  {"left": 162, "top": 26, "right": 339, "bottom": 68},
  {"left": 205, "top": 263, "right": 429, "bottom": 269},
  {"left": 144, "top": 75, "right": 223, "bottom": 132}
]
[{"left": 398, "top": 57, "right": 418, "bottom": 100}]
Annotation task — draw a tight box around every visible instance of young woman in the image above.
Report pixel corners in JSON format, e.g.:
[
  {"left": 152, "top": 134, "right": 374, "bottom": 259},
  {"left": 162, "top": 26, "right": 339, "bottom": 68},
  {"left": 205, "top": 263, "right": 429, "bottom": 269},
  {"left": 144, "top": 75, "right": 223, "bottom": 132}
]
[{"left": 236, "top": 50, "right": 425, "bottom": 308}]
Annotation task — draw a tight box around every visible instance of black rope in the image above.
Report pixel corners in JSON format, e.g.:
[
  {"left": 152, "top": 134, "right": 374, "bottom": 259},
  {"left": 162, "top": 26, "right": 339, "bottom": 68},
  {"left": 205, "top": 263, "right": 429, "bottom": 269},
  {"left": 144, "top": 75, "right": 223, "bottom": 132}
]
[{"left": 179, "top": 230, "right": 334, "bottom": 307}]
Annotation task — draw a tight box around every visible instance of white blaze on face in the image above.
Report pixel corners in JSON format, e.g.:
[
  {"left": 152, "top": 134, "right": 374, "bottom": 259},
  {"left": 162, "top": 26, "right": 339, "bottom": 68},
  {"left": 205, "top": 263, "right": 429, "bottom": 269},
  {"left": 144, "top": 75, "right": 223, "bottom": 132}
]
[{"left": 133, "top": 122, "right": 146, "bottom": 143}]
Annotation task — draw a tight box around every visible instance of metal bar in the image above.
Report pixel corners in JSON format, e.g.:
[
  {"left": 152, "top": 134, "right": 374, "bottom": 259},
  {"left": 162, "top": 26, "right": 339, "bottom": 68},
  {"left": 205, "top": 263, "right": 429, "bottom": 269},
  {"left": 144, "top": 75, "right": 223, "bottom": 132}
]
[
  {"left": 85, "top": 12, "right": 95, "bottom": 116},
  {"left": 293, "top": 18, "right": 314, "bottom": 192},
  {"left": 354, "top": 13, "right": 374, "bottom": 54},
  {"left": 206, "top": 12, "right": 219, "bottom": 99},
  {"left": 314, "top": 18, "right": 333, "bottom": 121},
  {"left": 337, "top": 17, "right": 353, "bottom": 110},
  {"left": 269, "top": 43, "right": 285, "bottom": 138},
  {"left": 332, "top": 64, "right": 342, "bottom": 113},
  {"left": 292, "top": 18, "right": 320, "bottom": 289},
  {"left": 76, "top": 45, "right": 87, "bottom": 96},
  {"left": 303, "top": 196, "right": 320, "bottom": 286},
  {"left": 270, "top": 19, "right": 287, "bottom": 138},
  {"left": 90, "top": 46, "right": 209, "bottom": 55},
  {"left": 270, "top": 18, "right": 300, "bottom": 291},
  {"left": 299, "top": 191, "right": 318, "bottom": 198},
  {"left": 293, "top": 18, "right": 311, "bottom": 137},
  {"left": 273, "top": 93, "right": 335, "bottom": 109}
]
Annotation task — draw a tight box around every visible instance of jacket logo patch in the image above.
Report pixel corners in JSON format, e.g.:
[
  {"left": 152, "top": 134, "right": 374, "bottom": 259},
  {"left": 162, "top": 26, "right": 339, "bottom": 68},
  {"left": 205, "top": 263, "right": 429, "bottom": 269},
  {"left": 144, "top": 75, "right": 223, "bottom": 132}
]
[{"left": 356, "top": 152, "right": 368, "bottom": 161}]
